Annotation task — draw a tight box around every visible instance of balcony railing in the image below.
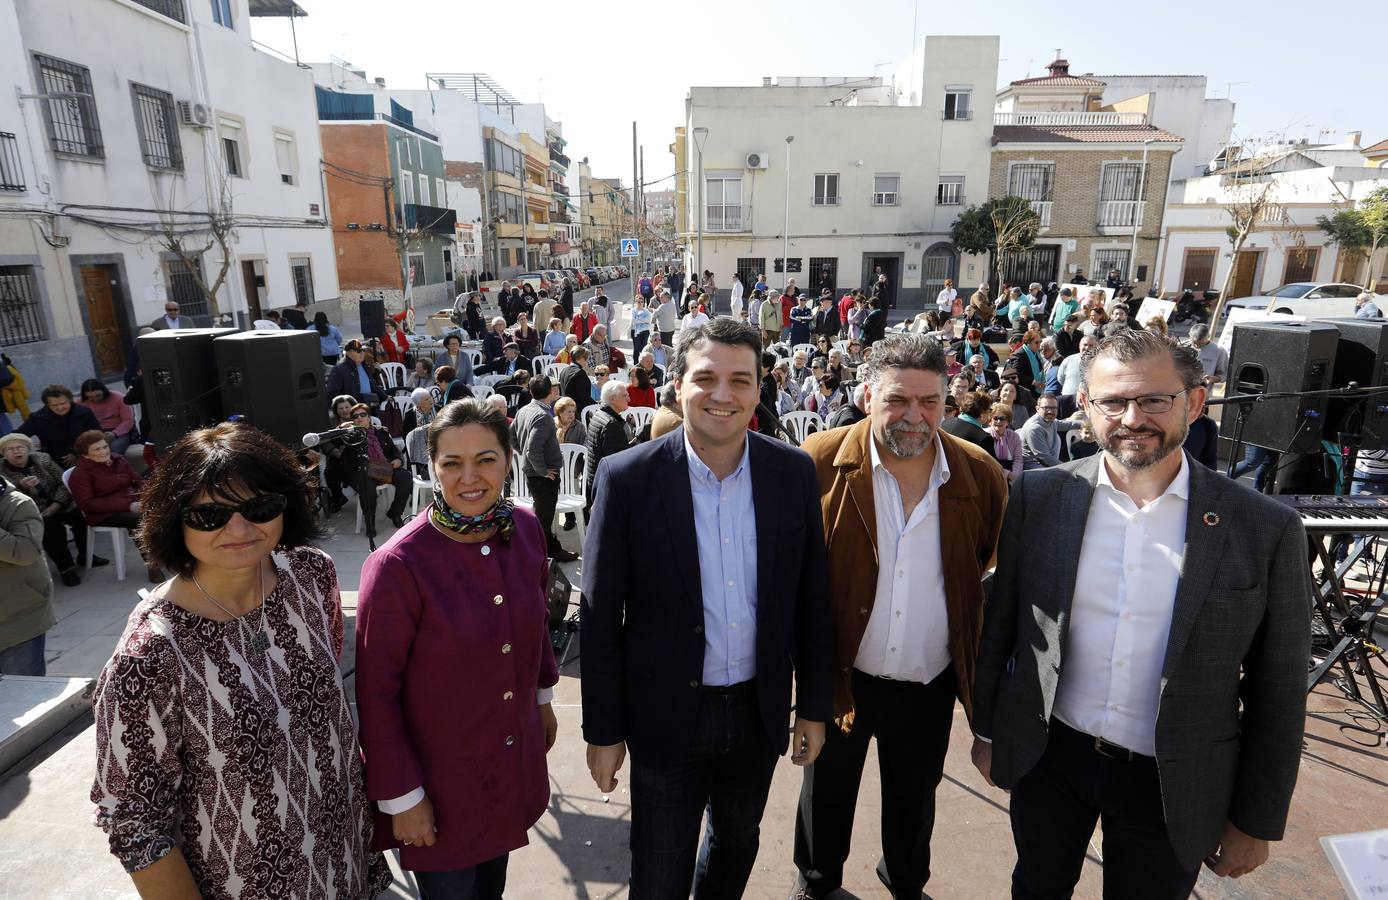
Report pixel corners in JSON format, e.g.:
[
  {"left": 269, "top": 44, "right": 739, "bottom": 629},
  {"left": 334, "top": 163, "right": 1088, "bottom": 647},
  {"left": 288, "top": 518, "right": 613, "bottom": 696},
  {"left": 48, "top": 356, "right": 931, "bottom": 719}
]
[
  {"left": 1029, "top": 200, "right": 1052, "bottom": 227},
  {"left": 1098, "top": 200, "right": 1145, "bottom": 229},
  {"left": 404, "top": 204, "right": 457, "bottom": 235},
  {"left": 130, "top": 0, "right": 186, "bottom": 22},
  {"left": 318, "top": 109, "right": 439, "bottom": 142},
  {"left": 704, "top": 204, "right": 751, "bottom": 233},
  {"left": 0, "top": 133, "right": 24, "bottom": 192},
  {"left": 994, "top": 111, "right": 1147, "bottom": 126}
]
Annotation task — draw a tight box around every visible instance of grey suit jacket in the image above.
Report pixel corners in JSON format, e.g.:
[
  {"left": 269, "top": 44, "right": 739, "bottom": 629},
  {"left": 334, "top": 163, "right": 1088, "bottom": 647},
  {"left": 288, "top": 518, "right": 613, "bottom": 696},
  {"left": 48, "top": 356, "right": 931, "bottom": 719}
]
[{"left": 972, "top": 452, "right": 1311, "bottom": 870}]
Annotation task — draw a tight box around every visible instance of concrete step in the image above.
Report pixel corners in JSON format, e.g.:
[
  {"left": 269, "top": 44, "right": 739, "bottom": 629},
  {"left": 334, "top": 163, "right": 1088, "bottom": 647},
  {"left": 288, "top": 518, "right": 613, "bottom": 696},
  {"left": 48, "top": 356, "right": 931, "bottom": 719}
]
[{"left": 0, "top": 674, "right": 94, "bottom": 777}]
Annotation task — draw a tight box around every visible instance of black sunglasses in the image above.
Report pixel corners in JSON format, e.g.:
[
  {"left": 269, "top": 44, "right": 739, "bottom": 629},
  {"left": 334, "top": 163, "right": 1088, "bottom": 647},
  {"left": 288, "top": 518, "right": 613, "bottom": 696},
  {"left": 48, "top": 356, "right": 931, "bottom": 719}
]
[{"left": 182, "top": 494, "right": 288, "bottom": 531}]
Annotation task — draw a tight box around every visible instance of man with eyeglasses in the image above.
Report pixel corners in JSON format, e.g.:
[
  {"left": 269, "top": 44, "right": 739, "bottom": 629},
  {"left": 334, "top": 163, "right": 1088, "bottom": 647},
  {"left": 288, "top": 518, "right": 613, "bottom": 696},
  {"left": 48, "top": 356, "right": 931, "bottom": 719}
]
[
  {"left": 972, "top": 329, "right": 1311, "bottom": 899},
  {"left": 1017, "top": 394, "right": 1082, "bottom": 470},
  {"left": 152, "top": 301, "right": 187, "bottom": 330}
]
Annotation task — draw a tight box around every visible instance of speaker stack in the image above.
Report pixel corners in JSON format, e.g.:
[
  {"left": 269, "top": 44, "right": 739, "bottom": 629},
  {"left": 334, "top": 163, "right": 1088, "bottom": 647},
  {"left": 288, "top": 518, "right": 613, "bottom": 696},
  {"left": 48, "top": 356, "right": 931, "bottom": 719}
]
[
  {"left": 359, "top": 296, "right": 385, "bottom": 340},
  {"left": 1315, "top": 317, "right": 1388, "bottom": 451},
  {"left": 1220, "top": 321, "right": 1340, "bottom": 454},
  {"left": 138, "top": 328, "right": 239, "bottom": 454},
  {"left": 213, "top": 330, "right": 326, "bottom": 450}
]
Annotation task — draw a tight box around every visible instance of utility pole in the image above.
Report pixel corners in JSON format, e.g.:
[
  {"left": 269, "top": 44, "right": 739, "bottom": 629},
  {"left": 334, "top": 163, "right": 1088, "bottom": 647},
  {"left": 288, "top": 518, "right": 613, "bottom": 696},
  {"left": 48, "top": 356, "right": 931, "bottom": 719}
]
[
  {"left": 632, "top": 121, "right": 639, "bottom": 301},
  {"left": 783, "top": 135, "right": 795, "bottom": 291}
]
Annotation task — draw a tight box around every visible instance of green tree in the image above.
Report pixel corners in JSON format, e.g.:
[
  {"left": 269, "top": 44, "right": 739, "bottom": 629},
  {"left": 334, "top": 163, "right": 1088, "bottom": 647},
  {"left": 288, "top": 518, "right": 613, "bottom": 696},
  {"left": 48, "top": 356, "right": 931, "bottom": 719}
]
[
  {"left": 1318, "top": 187, "right": 1388, "bottom": 288},
  {"left": 950, "top": 196, "right": 1041, "bottom": 289}
]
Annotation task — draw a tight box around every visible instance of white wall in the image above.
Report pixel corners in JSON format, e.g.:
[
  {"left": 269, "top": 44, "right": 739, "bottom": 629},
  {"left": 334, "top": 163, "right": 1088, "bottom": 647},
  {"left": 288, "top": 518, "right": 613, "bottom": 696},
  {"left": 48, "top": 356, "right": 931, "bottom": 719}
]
[{"left": 1096, "top": 75, "right": 1233, "bottom": 180}]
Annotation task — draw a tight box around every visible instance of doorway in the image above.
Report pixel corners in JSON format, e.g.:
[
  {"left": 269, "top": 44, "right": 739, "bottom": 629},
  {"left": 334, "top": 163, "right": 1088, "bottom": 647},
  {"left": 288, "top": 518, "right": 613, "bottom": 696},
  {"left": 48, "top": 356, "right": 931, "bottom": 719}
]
[
  {"left": 994, "top": 245, "right": 1060, "bottom": 297},
  {"left": 1179, "top": 248, "right": 1218, "bottom": 293},
  {"left": 921, "top": 243, "right": 958, "bottom": 301},
  {"left": 240, "top": 259, "right": 263, "bottom": 320},
  {"left": 865, "top": 255, "right": 901, "bottom": 309},
  {"left": 78, "top": 265, "right": 127, "bottom": 378},
  {"left": 1232, "top": 250, "right": 1262, "bottom": 297}
]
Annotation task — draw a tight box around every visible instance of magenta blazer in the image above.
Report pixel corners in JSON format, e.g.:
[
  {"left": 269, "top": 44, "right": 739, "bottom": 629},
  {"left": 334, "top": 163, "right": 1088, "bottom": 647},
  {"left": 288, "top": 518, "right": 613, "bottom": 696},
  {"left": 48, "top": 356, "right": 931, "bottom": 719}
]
[{"left": 355, "top": 507, "right": 559, "bottom": 871}]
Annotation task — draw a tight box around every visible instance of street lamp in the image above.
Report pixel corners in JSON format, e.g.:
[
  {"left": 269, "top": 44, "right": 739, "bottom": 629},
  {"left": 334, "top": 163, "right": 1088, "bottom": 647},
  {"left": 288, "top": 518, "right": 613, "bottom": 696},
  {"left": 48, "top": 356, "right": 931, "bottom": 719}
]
[
  {"left": 693, "top": 126, "right": 709, "bottom": 284},
  {"left": 1128, "top": 138, "right": 1153, "bottom": 285},
  {"left": 783, "top": 135, "right": 795, "bottom": 291}
]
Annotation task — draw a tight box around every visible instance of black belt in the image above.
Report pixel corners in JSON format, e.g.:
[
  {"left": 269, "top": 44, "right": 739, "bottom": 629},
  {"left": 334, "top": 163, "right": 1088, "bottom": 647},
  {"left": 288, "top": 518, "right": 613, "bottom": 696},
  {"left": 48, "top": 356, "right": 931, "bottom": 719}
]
[
  {"left": 1051, "top": 719, "right": 1154, "bottom": 764},
  {"left": 699, "top": 679, "right": 756, "bottom": 697}
]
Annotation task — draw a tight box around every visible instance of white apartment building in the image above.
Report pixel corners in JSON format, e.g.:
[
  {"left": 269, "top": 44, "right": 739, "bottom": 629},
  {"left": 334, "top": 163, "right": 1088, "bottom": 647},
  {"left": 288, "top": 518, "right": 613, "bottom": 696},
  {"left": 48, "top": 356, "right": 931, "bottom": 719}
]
[
  {"left": 1158, "top": 164, "right": 1388, "bottom": 298},
  {"left": 2, "top": 0, "right": 335, "bottom": 387},
  {"left": 680, "top": 36, "right": 999, "bottom": 308}
]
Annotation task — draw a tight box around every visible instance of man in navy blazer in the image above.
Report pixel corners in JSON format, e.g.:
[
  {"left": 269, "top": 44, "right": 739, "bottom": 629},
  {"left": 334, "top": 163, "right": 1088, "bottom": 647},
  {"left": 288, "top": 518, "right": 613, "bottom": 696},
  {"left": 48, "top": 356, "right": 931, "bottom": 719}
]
[{"left": 581, "top": 318, "right": 834, "bottom": 899}]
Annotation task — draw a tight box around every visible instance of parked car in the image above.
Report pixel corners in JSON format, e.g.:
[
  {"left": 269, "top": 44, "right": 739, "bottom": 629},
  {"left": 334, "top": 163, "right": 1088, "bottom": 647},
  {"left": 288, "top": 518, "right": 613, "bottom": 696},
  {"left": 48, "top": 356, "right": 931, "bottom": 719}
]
[
  {"left": 514, "top": 272, "right": 554, "bottom": 294},
  {"left": 563, "top": 267, "right": 589, "bottom": 289},
  {"left": 584, "top": 266, "right": 604, "bottom": 285},
  {"left": 1222, "top": 282, "right": 1367, "bottom": 318}
]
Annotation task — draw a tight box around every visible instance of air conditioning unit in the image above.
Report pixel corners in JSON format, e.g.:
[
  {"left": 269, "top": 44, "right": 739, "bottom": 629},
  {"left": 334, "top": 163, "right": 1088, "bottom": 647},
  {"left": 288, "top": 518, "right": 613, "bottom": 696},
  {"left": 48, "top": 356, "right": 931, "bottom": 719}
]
[
  {"left": 176, "top": 100, "right": 211, "bottom": 128},
  {"left": 745, "top": 151, "right": 769, "bottom": 170}
]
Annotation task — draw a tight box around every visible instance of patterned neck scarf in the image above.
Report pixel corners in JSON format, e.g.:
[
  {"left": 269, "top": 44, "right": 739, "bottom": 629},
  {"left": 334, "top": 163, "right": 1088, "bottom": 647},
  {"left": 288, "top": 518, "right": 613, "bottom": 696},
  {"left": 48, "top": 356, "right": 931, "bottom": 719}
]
[{"left": 429, "top": 488, "right": 515, "bottom": 544}]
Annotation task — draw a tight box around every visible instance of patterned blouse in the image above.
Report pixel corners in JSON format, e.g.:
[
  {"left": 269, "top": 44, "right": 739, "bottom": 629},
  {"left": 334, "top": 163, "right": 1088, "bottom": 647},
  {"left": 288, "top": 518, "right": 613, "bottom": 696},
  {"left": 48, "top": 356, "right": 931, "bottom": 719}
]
[{"left": 90, "top": 547, "right": 391, "bottom": 899}]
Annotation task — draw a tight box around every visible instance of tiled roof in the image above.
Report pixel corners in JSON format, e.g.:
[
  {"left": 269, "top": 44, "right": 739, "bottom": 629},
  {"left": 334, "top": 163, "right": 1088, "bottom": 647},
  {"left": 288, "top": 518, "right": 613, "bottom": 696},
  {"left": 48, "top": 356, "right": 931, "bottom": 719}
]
[
  {"left": 1008, "top": 74, "right": 1106, "bottom": 87},
  {"left": 1363, "top": 137, "right": 1388, "bottom": 156},
  {"left": 992, "top": 124, "right": 1184, "bottom": 144}
]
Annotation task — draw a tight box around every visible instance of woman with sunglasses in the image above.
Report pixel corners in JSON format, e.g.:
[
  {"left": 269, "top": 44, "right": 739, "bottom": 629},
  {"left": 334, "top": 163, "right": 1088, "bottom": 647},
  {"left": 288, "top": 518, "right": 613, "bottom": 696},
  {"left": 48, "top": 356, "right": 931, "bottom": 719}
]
[
  {"left": 90, "top": 424, "right": 390, "bottom": 899},
  {"left": 344, "top": 403, "right": 412, "bottom": 530},
  {"left": 356, "top": 399, "right": 559, "bottom": 899}
]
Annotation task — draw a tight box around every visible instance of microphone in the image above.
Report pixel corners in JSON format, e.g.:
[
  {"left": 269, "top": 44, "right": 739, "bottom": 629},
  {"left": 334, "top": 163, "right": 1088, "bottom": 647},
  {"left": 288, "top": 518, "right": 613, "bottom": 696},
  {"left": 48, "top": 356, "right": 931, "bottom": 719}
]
[{"left": 301, "top": 427, "right": 364, "bottom": 448}]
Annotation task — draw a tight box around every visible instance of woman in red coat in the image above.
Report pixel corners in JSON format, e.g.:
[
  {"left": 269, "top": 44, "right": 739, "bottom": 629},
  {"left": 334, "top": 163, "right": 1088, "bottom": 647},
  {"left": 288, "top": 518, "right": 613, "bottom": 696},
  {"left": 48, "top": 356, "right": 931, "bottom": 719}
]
[
  {"left": 356, "top": 399, "right": 559, "bottom": 898},
  {"left": 625, "top": 364, "right": 657, "bottom": 409},
  {"left": 378, "top": 318, "right": 411, "bottom": 364},
  {"left": 67, "top": 429, "right": 161, "bottom": 581}
]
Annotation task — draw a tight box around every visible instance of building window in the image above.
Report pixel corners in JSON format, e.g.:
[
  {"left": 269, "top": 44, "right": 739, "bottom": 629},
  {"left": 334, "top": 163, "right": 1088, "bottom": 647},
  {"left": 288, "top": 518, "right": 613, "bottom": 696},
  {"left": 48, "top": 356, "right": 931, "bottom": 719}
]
[
  {"left": 1100, "top": 163, "right": 1145, "bottom": 201},
  {"left": 872, "top": 174, "right": 899, "bottom": 206},
  {"left": 1284, "top": 247, "right": 1319, "bottom": 283},
  {"left": 0, "top": 133, "right": 24, "bottom": 192},
  {"left": 492, "top": 190, "right": 522, "bottom": 223},
  {"left": 419, "top": 173, "right": 430, "bottom": 205},
  {"left": 130, "top": 0, "right": 186, "bottom": 22},
  {"left": 399, "top": 170, "right": 415, "bottom": 206},
  {"left": 435, "top": 177, "right": 446, "bottom": 206},
  {"left": 944, "top": 89, "right": 972, "bottom": 121},
  {"left": 219, "top": 118, "right": 243, "bottom": 177},
  {"left": 408, "top": 253, "right": 426, "bottom": 286},
  {"left": 809, "top": 257, "right": 838, "bottom": 293},
  {"left": 164, "top": 257, "right": 209, "bottom": 317},
  {"left": 813, "top": 173, "right": 839, "bottom": 206},
  {"left": 32, "top": 54, "right": 103, "bottom": 159},
  {"left": 486, "top": 139, "right": 522, "bottom": 178},
  {"left": 290, "top": 257, "right": 314, "bottom": 306},
  {"left": 131, "top": 83, "right": 183, "bottom": 171},
  {"left": 705, "top": 175, "right": 744, "bottom": 231},
  {"left": 443, "top": 248, "right": 454, "bottom": 282},
  {"left": 1092, "top": 249, "right": 1131, "bottom": 281},
  {"left": 273, "top": 131, "right": 297, "bottom": 184},
  {"left": 0, "top": 267, "right": 49, "bottom": 345},
  {"left": 210, "top": 0, "right": 232, "bottom": 28},
  {"left": 936, "top": 175, "right": 964, "bottom": 206},
  {"left": 1007, "top": 163, "right": 1054, "bottom": 200}
]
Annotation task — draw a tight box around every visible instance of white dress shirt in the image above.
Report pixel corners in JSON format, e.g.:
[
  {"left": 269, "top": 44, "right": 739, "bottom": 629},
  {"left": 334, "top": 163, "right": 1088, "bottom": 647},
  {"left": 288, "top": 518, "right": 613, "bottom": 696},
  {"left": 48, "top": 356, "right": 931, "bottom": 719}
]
[
  {"left": 1053, "top": 452, "right": 1190, "bottom": 757},
  {"left": 854, "top": 434, "right": 952, "bottom": 684}
]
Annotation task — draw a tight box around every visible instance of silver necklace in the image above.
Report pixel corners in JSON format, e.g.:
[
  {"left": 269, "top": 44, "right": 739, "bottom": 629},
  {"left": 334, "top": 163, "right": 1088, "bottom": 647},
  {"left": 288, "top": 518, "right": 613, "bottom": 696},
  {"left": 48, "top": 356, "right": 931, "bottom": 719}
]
[{"left": 191, "top": 564, "right": 271, "bottom": 660}]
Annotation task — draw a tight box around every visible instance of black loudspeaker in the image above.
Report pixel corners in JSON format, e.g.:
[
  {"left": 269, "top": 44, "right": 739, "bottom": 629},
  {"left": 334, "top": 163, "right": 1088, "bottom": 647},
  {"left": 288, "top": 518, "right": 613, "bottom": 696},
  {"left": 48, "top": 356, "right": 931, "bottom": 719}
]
[
  {"left": 1316, "top": 318, "right": 1388, "bottom": 451},
  {"left": 1221, "top": 321, "right": 1339, "bottom": 454},
  {"left": 213, "top": 331, "right": 326, "bottom": 450},
  {"left": 359, "top": 297, "right": 385, "bottom": 340},
  {"left": 138, "top": 328, "right": 239, "bottom": 454}
]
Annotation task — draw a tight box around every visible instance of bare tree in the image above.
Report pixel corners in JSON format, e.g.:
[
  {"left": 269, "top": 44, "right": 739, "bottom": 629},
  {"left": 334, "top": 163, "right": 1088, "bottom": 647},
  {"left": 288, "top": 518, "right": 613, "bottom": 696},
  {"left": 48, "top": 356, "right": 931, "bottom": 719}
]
[
  {"left": 1206, "top": 150, "right": 1290, "bottom": 335},
  {"left": 151, "top": 168, "right": 236, "bottom": 321}
]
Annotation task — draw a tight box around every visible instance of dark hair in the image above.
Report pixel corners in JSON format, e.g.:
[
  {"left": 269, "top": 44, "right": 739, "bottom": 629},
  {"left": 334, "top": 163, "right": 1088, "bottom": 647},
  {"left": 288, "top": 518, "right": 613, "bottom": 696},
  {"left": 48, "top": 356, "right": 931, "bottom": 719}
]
[
  {"left": 572, "top": 346, "right": 590, "bottom": 363},
  {"left": 330, "top": 394, "right": 356, "bottom": 415},
  {"left": 1080, "top": 329, "right": 1205, "bottom": 393},
  {"left": 266, "top": 309, "right": 282, "bottom": 321},
  {"left": 632, "top": 366, "right": 652, "bottom": 389},
  {"left": 962, "top": 390, "right": 994, "bottom": 418},
  {"left": 343, "top": 339, "right": 365, "bottom": 353},
  {"left": 529, "top": 374, "right": 554, "bottom": 398},
  {"left": 435, "top": 365, "right": 457, "bottom": 383},
  {"left": 415, "top": 357, "right": 434, "bottom": 374},
  {"left": 137, "top": 423, "right": 324, "bottom": 577},
  {"left": 40, "top": 384, "right": 73, "bottom": 403},
  {"left": 348, "top": 402, "right": 371, "bottom": 419},
  {"left": 859, "top": 333, "right": 947, "bottom": 386},
  {"left": 79, "top": 378, "right": 110, "bottom": 401},
  {"left": 669, "top": 318, "right": 764, "bottom": 382},
  {"left": 313, "top": 311, "right": 330, "bottom": 336},
  {"left": 426, "top": 397, "right": 511, "bottom": 460},
  {"left": 74, "top": 429, "right": 108, "bottom": 456},
  {"left": 444, "top": 333, "right": 461, "bottom": 348}
]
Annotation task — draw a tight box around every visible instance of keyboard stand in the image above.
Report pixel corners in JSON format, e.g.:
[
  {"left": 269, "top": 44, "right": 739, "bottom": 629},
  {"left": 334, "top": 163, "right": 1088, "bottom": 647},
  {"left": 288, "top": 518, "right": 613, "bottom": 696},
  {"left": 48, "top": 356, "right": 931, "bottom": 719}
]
[{"left": 1306, "top": 534, "right": 1388, "bottom": 721}]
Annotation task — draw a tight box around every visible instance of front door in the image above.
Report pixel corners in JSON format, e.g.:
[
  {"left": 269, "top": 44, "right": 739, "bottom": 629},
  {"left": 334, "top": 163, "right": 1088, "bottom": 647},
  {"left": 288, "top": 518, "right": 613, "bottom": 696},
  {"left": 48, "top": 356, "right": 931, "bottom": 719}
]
[
  {"left": 1180, "top": 248, "right": 1218, "bottom": 292},
  {"left": 1232, "top": 250, "right": 1261, "bottom": 297},
  {"left": 241, "top": 260, "right": 263, "bottom": 320},
  {"left": 867, "top": 256, "right": 900, "bottom": 308},
  {"left": 79, "top": 265, "right": 126, "bottom": 378},
  {"left": 922, "top": 246, "right": 957, "bottom": 301}
]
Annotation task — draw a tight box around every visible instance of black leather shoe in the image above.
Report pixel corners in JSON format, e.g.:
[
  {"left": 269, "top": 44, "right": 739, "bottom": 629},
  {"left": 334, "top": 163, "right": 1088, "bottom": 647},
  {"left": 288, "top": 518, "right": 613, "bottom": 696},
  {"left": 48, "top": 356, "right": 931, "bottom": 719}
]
[
  {"left": 61, "top": 569, "right": 81, "bottom": 587},
  {"left": 90, "top": 556, "right": 111, "bottom": 568},
  {"left": 389, "top": 514, "right": 406, "bottom": 529},
  {"left": 551, "top": 547, "right": 579, "bottom": 563}
]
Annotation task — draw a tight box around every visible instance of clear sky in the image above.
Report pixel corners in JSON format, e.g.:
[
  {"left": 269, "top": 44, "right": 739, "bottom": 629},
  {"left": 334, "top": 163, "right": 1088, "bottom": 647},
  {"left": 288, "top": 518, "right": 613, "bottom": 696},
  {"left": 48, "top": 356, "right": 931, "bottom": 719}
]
[{"left": 251, "top": 0, "right": 1386, "bottom": 190}]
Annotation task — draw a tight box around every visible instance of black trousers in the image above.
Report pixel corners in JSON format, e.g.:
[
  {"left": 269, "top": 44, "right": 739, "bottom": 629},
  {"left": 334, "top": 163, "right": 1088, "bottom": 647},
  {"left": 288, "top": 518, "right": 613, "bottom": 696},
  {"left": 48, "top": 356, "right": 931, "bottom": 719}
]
[
  {"left": 794, "top": 666, "right": 956, "bottom": 898},
  {"left": 633, "top": 329, "right": 650, "bottom": 361},
  {"left": 414, "top": 853, "right": 508, "bottom": 900},
  {"left": 629, "top": 681, "right": 778, "bottom": 899},
  {"left": 41, "top": 507, "right": 89, "bottom": 571},
  {"left": 352, "top": 467, "right": 410, "bottom": 528},
  {"left": 1010, "top": 720, "right": 1200, "bottom": 900},
  {"left": 526, "top": 474, "right": 561, "bottom": 552}
]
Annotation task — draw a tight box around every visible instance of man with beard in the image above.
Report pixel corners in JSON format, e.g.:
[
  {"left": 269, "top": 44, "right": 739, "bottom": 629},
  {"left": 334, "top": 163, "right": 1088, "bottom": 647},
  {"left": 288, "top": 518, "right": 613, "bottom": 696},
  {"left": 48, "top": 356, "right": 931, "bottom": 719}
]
[
  {"left": 791, "top": 333, "right": 1007, "bottom": 899},
  {"left": 1018, "top": 394, "right": 1082, "bottom": 469},
  {"left": 972, "top": 329, "right": 1311, "bottom": 899}
]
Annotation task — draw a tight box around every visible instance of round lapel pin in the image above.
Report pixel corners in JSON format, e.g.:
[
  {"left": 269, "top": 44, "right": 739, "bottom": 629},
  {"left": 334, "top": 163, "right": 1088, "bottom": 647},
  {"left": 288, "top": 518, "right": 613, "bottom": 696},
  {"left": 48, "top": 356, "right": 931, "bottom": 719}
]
[{"left": 1202, "top": 512, "right": 1220, "bottom": 527}]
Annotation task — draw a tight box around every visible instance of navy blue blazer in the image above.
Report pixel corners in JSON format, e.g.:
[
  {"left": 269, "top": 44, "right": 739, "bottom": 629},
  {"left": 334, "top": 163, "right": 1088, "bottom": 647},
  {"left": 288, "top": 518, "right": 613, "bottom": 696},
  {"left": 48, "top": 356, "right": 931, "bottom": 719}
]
[{"left": 580, "top": 427, "right": 834, "bottom": 758}]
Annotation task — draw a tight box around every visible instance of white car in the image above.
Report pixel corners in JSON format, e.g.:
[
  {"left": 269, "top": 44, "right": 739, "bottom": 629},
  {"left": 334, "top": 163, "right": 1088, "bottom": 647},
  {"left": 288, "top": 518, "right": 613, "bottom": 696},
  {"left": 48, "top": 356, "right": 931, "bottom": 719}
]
[{"left": 1222, "top": 282, "right": 1366, "bottom": 318}]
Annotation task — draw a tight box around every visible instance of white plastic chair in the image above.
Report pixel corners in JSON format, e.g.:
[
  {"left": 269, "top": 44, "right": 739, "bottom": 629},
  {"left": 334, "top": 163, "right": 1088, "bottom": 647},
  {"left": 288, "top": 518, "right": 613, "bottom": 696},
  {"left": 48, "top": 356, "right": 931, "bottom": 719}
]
[
  {"left": 252, "top": 319, "right": 280, "bottom": 331},
  {"left": 378, "top": 362, "right": 407, "bottom": 390},
  {"left": 531, "top": 354, "right": 555, "bottom": 375},
  {"left": 410, "top": 460, "right": 435, "bottom": 516},
  {"left": 581, "top": 405, "right": 601, "bottom": 429},
  {"left": 62, "top": 468, "right": 134, "bottom": 581},
  {"left": 792, "top": 343, "right": 816, "bottom": 359},
  {"left": 1066, "top": 428, "right": 1083, "bottom": 457},
  {"left": 545, "top": 364, "right": 566, "bottom": 381},
  {"left": 780, "top": 410, "right": 825, "bottom": 445},
  {"left": 354, "top": 483, "right": 394, "bottom": 533},
  {"left": 464, "top": 348, "right": 484, "bottom": 368},
  {"left": 391, "top": 394, "right": 415, "bottom": 418},
  {"left": 508, "top": 453, "right": 534, "bottom": 509},
  {"left": 470, "top": 384, "right": 495, "bottom": 402},
  {"left": 557, "top": 443, "right": 587, "bottom": 549},
  {"left": 477, "top": 373, "right": 507, "bottom": 388},
  {"left": 624, "top": 406, "right": 654, "bottom": 434}
]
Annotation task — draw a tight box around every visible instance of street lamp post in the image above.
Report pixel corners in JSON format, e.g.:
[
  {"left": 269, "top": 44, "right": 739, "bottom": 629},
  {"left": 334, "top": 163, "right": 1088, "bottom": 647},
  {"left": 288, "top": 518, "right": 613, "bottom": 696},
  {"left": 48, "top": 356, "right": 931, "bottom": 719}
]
[
  {"left": 783, "top": 135, "right": 795, "bottom": 291},
  {"left": 693, "top": 126, "right": 708, "bottom": 286},
  {"left": 1128, "top": 138, "right": 1153, "bottom": 285}
]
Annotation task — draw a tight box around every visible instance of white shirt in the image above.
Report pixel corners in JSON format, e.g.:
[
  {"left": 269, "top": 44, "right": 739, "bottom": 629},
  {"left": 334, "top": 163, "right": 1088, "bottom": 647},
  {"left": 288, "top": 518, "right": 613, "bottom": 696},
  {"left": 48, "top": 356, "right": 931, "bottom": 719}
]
[
  {"left": 855, "top": 434, "right": 952, "bottom": 683},
  {"left": 935, "top": 288, "right": 957, "bottom": 313},
  {"left": 681, "top": 311, "right": 710, "bottom": 330},
  {"left": 1053, "top": 453, "right": 1189, "bottom": 757}
]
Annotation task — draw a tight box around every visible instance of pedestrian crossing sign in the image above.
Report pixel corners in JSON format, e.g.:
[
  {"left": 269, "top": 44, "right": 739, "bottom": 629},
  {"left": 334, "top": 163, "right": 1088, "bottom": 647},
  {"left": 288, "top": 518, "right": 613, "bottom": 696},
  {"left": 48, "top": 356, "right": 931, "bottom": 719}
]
[{"left": 620, "top": 238, "right": 640, "bottom": 257}]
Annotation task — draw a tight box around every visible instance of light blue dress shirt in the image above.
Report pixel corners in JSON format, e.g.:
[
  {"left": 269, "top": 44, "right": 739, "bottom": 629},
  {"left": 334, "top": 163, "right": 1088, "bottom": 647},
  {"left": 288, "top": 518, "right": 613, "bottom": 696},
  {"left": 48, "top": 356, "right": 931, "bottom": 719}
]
[{"left": 685, "top": 432, "right": 758, "bottom": 686}]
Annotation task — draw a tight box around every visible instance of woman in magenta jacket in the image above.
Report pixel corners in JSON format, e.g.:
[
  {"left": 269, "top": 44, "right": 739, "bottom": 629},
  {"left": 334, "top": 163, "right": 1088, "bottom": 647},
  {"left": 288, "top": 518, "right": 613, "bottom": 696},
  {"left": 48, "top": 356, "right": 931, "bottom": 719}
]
[
  {"left": 67, "top": 429, "right": 162, "bottom": 581},
  {"left": 355, "top": 398, "right": 559, "bottom": 899}
]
